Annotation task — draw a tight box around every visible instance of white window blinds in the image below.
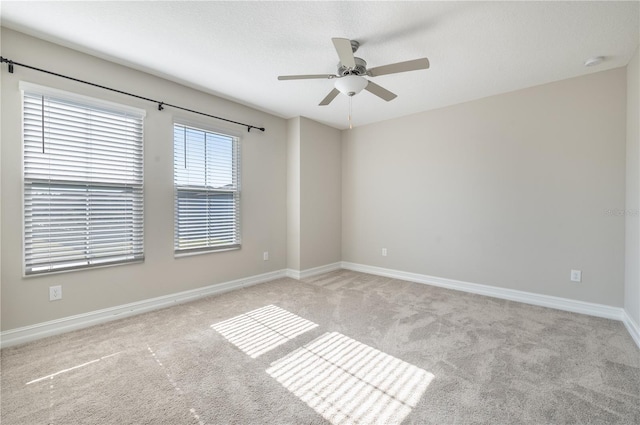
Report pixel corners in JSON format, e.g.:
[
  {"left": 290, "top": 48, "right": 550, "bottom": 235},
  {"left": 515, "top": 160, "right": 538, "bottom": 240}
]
[
  {"left": 174, "top": 124, "right": 240, "bottom": 254},
  {"left": 23, "top": 87, "right": 144, "bottom": 275}
]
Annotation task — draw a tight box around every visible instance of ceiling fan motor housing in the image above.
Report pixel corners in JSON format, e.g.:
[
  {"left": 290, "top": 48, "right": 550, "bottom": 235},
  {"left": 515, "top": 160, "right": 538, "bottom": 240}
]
[{"left": 338, "top": 57, "right": 368, "bottom": 76}]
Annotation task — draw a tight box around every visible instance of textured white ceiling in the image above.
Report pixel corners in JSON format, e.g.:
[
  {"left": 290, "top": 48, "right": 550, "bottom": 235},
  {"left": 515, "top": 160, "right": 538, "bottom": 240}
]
[{"left": 2, "top": 1, "right": 639, "bottom": 130}]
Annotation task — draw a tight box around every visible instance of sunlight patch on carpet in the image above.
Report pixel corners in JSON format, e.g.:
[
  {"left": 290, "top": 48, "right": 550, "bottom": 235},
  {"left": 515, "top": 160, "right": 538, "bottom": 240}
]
[
  {"left": 148, "top": 345, "right": 205, "bottom": 425},
  {"left": 211, "top": 305, "right": 318, "bottom": 358},
  {"left": 26, "top": 352, "right": 122, "bottom": 385},
  {"left": 266, "top": 332, "right": 434, "bottom": 425}
]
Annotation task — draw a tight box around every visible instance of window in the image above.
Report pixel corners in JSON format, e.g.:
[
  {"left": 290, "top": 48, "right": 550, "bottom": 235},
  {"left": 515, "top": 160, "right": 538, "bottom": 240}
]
[
  {"left": 173, "top": 123, "right": 240, "bottom": 254},
  {"left": 22, "top": 84, "right": 145, "bottom": 275}
]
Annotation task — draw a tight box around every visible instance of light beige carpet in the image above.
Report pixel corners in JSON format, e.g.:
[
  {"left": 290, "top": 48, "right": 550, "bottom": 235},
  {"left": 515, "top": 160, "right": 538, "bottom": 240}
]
[{"left": 1, "top": 270, "right": 639, "bottom": 424}]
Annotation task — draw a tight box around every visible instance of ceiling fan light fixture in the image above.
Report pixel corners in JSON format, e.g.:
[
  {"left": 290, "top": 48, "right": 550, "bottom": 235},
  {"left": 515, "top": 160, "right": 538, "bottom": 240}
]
[{"left": 335, "top": 75, "right": 368, "bottom": 96}]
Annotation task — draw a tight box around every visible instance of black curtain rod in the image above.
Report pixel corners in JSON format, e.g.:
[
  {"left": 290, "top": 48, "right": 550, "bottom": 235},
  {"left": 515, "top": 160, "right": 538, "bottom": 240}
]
[{"left": 0, "top": 56, "right": 265, "bottom": 133}]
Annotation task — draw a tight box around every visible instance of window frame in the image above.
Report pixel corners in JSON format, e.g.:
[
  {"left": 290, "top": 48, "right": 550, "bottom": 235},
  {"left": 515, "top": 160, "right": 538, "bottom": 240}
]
[
  {"left": 20, "top": 82, "right": 146, "bottom": 277},
  {"left": 172, "top": 120, "right": 241, "bottom": 257}
]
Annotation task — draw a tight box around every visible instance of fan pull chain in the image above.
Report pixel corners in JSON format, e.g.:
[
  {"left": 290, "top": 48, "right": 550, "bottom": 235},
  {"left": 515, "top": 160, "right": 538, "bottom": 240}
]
[{"left": 348, "top": 95, "right": 353, "bottom": 130}]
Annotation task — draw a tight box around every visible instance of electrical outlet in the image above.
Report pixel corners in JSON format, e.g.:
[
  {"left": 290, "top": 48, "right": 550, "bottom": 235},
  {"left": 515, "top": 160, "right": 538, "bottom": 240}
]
[
  {"left": 570, "top": 269, "right": 582, "bottom": 282},
  {"left": 263, "top": 251, "right": 269, "bottom": 261},
  {"left": 382, "top": 248, "right": 387, "bottom": 257},
  {"left": 49, "top": 285, "right": 62, "bottom": 301}
]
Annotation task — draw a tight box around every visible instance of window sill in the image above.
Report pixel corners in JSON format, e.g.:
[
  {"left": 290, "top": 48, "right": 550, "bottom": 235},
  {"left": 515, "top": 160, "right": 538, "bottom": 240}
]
[
  {"left": 174, "top": 245, "right": 241, "bottom": 258},
  {"left": 23, "top": 258, "right": 144, "bottom": 278}
]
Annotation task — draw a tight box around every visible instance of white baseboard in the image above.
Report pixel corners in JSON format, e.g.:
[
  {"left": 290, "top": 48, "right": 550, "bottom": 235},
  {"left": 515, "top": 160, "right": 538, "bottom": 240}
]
[
  {"left": 342, "top": 262, "right": 638, "bottom": 349},
  {"left": 286, "top": 262, "right": 342, "bottom": 280},
  {"left": 285, "top": 270, "right": 299, "bottom": 279},
  {"left": 341, "top": 262, "right": 626, "bottom": 322},
  {"left": 0, "top": 269, "right": 287, "bottom": 349},
  {"left": 4, "top": 262, "right": 638, "bottom": 351},
  {"left": 622, "top": 311, "right": 640, "bottom": 349}
]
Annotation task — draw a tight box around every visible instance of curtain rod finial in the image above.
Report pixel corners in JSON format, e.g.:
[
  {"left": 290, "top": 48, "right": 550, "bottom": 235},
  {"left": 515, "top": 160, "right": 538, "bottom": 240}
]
[{"left": 1, "top": 57, "right": 15, "bottom": 73}]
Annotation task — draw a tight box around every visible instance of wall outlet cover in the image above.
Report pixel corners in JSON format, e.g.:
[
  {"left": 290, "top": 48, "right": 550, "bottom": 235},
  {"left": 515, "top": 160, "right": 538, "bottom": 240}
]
[
  {"left": 570, "top": 270, "right": 582, "bottom": 282},
  {"left": 49, "top": 285, "right": 62, "bottom": 301}
]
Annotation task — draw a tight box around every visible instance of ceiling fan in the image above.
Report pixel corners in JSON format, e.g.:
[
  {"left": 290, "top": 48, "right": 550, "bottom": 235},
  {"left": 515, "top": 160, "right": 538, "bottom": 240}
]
[{"left": 278, "top": 38, "right": 430, "bottom": 106}]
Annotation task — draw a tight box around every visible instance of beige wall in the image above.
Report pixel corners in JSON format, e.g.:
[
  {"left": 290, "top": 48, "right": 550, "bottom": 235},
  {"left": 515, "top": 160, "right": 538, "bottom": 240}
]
[
  {"left": 626, "top": 46, "right": 640, "bottom": 325},
  {"left": 286, "top": 117, "right": 301, "bottom": 270},
  {"left": 342, "top": 68, "right": 627, "bottom": 306},
  {"left": 0, "top": 28, "right": 288, "bottom": 330},
  {"left": 299, "top": 117, "right": 342, "bottom": 270},
  {"left": 1, "top": 27, "right": 633, "bottom": 334},
  {"left": 0, "top": 28, "right": 3, "bottom": 323},
  {"left": 286, "top": 117, "right": 342, "bottom": 272}
]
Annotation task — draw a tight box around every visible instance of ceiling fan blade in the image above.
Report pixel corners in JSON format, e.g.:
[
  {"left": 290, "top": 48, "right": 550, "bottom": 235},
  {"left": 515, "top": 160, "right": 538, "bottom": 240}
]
[
  {"left": 278, "top": 74, "right": 337, "bottom": 80},
  {"left": 319, "top": 88, "right": 340, "bottom": 106},
  {"left": 367, "top": 58, "right": 430, "bottom": 77},
  {"left": 365, "top": 80, "right": 397, "bottom": 102},
  {"left": 332, "top": 38, "right": 356, "bottom": 69}
]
